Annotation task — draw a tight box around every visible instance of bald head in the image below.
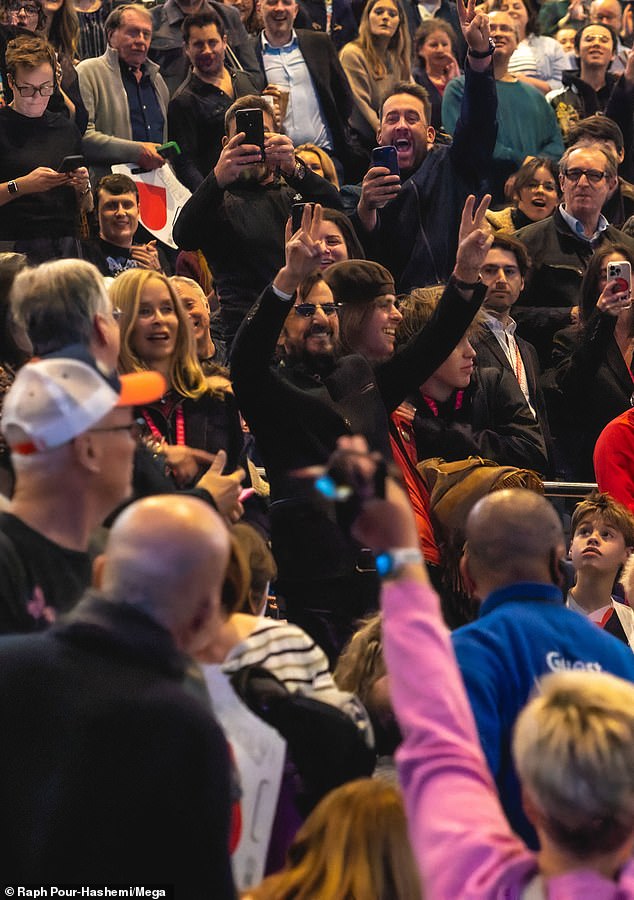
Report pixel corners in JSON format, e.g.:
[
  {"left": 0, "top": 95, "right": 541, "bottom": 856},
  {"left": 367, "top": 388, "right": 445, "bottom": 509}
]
[
  {"left": 465, "top": 490, "right": 564, "bottom": 591},
  {"left": 101, "top": 495, "right": 231, "bottom": 650}
]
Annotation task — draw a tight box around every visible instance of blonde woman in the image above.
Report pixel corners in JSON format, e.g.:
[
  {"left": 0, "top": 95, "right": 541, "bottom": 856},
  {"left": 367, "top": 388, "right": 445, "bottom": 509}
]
[
  {"left": 243, "top": 778, "right": 421, "bottom": 900},
  {"left": 339, "top": 0, "right": 411, "bottom": 150},
  {"left": 112, "top": 269, "right": 243, "bottom": 484}
]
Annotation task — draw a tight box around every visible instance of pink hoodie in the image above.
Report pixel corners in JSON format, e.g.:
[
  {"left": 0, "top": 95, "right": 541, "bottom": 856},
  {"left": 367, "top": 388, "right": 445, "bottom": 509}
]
[{"left": 383, "top": 579, "right": 634, "bottom": 900}]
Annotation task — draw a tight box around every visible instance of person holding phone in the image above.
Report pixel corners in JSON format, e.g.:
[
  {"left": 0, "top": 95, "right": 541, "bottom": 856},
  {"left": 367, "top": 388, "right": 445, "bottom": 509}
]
[
  {"left": 551, "top": 244, "right": 634, "bottom": 480},
  {"left": 0, "top": 34, "right": 91, "bottom": 262},
  {"left": 173, "top": 93, "right": 342, "bottom": 350}
]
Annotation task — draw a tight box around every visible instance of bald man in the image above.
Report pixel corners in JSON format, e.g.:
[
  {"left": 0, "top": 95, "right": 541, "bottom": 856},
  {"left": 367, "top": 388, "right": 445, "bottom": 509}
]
[
  {"left": 0, "top": 494, "right": 236, "bottom": 894},
  {"left": 453, "top": 489, "right": 634, "bottom": 849}
]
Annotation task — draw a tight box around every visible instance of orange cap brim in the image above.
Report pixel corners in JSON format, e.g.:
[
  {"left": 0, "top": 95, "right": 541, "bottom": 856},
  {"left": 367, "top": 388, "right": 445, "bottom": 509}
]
[{"left": 117, "top": 371, "right": 166, "bottom": 407}]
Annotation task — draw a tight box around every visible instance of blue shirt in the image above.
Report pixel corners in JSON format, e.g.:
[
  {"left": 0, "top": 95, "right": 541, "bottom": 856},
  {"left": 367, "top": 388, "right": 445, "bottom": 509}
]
[
  {"left": 260, "top": 30, "right": 332, "bottom": 150},
  {"left": 120, "top": 60, "right": 164, "bottom": 144},
  {"left": 559, "top": 202, "right": 609, "bottom": 245}
]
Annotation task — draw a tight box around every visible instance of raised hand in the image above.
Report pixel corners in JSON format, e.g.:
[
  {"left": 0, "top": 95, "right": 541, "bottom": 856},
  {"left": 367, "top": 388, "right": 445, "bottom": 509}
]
[
  {"left": 275, "top": 202, "right": 326, "bottom": 294},
  {"left": 454, "top": 193, "right": 493, "bottom": 284},
  {"left": 457, "top": 0, "right": 491, "bottom": 54}
]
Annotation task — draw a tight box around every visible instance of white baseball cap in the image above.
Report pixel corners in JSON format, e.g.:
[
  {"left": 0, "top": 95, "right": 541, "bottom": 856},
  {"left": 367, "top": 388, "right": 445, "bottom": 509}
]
[{"left": 3, "top": 345, "right": 165, "bottom": 454}]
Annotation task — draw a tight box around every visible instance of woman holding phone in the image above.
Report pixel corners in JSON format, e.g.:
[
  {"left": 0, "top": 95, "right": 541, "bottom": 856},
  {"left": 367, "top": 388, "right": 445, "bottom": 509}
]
[
  {"left": 0, "top": 34, "right": 91, "bottom": 262},
  {"left": 551, "top": 245, "right": 634, "bottom": 479}
]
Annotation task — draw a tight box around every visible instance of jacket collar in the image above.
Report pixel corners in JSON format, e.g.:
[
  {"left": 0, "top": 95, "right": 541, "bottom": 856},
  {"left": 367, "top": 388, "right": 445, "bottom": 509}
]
[
  {"left": 53, "top": 590, "right": 190, "bottom": 678},
  {"left": 103, "top": 43, "right": 161, "bottom": 79},
  {"left": 480, "top": 581, "right": 563, "bottom": 617}
]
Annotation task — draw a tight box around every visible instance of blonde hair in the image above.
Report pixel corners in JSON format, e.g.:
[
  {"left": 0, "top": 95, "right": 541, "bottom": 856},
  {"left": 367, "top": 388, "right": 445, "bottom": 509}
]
[
  {"left": 248, "top": 778, "right": 421, "bottom": 900},
  {"left": 295, "top": 143, "right": 340, "bottom": 189},
  {"left": 514, "top": 670, "right": 634, "bottom": 856},
  {"left": 111, "top": 269, "right": 208, "bottom": 400},
  {"left": 334, "top": 614, "right": 386, "bottom": 705},
  {"left": 355, "top": 0, "right": 411, "bottom": 81}
]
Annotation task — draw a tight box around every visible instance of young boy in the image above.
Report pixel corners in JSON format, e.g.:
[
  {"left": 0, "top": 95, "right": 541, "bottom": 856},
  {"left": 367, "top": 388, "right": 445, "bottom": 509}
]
[{"left": 568, "top": 492, "right": 634, "bottom": 649}]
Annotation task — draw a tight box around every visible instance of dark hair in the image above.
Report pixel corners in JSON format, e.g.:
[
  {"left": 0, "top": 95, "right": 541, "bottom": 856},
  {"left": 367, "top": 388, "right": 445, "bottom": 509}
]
[
  {"left": 381, "top": 80, "right": 431, "bottom": 128},
  {"left": 322, "top": 209, "right": 365, "bottom": 261},
  {"left": 182, "top": 9, "right": 225, "bottom": 42},
  {"left": 568, "top": 114, "right": 624, "bottom": 156},
  {"left": 414, "top": 18, "right": 458, "bottom": 60},
  {"left": 95, "top": 173, "right": 139, "bottom": 206},
  {"left": 510, "top": 156, "right": 560, "bottom": 203},
  {"left": 297, "top": 271, "right": 326, "bottom": 303},
  {"left": 5, "top": 34, "right": 56, "bottom": 77},
  {"left": 224, "top": 94, "right": 273, "bottom": 134},
  {"left": 579, "top": 242, "right": 634, "bottom": 323},
  {"left": 489, "top": 0, "right": 539, "bottom": 35},
  {"left": 489, "top": 234, "right": 532, "bottom": 278},
  {"left": 46, "top": 0, "right": 79, "bottom": 60},
  {"left": 574, "top": 21, "right": 618, "bottom": 53}
]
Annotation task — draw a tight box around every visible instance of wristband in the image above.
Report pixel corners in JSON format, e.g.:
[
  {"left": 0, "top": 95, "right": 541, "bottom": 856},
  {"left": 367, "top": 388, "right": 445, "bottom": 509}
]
[
  {"left": 468, "top": 38, "right": 496, "bottom": 58},
  {"left": 375, "top": 547, "right": 423, "bottom": 578}
]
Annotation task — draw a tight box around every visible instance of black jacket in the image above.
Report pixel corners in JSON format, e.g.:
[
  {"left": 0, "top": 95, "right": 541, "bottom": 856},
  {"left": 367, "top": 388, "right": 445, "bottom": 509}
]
[
  {"left": 412, "top": 365, "right": 549, "bottom": 473},
  {"left": 231, "top": 281, "right": 485, "bottom": 578},
  {"left": 551, "top": 315, "right": 634, "bottom": 479},
  {"left": 514, "top": 208, "right": 634, "bottom": 367},
  {"left": 0, "top": 593, "right": 235, "bottom": 894},
  {"left": 473, "top": 324, "right": 554, "bottom": 474},
  {"left": 250, "top": 29, "right": 369, "bottom": 182},
  {"left": 350, "top": 58, "right": 497, "bottom": 291}
]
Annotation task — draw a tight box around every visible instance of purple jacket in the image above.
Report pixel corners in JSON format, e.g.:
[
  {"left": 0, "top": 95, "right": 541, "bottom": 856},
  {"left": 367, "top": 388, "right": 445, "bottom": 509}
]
[{"left": 383, "top": 578, "right": 634, "bottom": 899}]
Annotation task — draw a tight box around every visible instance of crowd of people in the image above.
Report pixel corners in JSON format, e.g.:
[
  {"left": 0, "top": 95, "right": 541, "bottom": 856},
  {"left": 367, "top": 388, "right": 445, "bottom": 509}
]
[{"left": 2, "top": 0, "right": 634, "bottom": 893}]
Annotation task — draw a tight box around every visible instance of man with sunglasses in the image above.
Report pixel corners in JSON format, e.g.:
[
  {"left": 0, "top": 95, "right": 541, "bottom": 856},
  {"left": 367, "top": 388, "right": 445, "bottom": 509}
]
[
  {"left": 231, "top": 202, "right": 489, "bottom": 664},
  {"left": 0, "top": 34, "right": 91, "bottom": 262},
  {"left": 514, "top": 141, "right": 634, "bottom": 367}
]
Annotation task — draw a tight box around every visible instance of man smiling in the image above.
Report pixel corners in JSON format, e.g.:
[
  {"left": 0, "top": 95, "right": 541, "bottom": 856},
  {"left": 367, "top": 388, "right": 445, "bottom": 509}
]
[
  {"left": 81, "top": 173, "right": 165, "bottom": 276},
  {"left": 352, "top": 0, "right": 497, "bottom": 291}
]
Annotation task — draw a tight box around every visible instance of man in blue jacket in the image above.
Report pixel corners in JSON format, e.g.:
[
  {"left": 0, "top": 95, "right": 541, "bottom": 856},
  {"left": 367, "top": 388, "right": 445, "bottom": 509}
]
[
  {"left": 352, "top": 0, "right": 497, "bottom": 291},
  {"left": 453, "top": 488, "right": 634, "bottom": 849}
]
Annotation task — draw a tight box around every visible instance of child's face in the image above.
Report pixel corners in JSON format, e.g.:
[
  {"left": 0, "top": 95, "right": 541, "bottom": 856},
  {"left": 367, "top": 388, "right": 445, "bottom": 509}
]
[{"left": 570, "top": 515, "right": 631, "bottom": 575}]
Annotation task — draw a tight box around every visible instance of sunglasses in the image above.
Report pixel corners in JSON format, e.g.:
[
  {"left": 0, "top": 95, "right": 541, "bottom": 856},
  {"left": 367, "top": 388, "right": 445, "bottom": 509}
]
[{"left": 293, "top": 302, "right": 340, "bottom": 317}]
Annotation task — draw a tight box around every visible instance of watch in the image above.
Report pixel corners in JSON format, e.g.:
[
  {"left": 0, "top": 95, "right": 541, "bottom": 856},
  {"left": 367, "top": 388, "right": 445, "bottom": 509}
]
[
  {"left": 375, "top": 547, "right": 423, "bottom": 578},
  {"left": 468, "top": 38, "right": 496, "bottom": 58},
  {"left": 292, "top": 158, "right": 306, "bottom": 181},
  {"left": 450, "top": 272, "right": 482, "bottom": 291},
  {"left": 7, "top": 180, "right": 18, "bottom": 195}
]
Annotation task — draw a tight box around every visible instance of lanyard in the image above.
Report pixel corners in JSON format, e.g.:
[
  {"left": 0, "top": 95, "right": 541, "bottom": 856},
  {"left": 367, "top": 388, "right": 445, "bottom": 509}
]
[
  {"left": 421, "top": 390, "right": 464, "bottom": 417},
  {"left": 142, "top": 403, "right": 186, "bottom": 446}
]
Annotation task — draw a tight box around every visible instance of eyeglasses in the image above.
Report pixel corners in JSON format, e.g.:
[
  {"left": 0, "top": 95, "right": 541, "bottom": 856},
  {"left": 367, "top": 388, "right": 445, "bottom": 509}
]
[
  {"left": 9, "top": 2, "right": 39, "bottom": 13},
  {"left": 11, "top": 82, "right": 55, "bottom": 97},
  {"left": 562, "top": 168, "right": 608, "bottom": 184},
  {"left": 88, "top": 417, "right": 145, "bottom": 440},
  {"left": 293, "top": 302, "right": 340, "bottom": 317}
]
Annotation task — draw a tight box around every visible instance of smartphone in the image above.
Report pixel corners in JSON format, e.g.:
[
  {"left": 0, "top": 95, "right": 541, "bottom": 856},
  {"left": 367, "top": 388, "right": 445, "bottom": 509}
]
[
  {"left": 156, "top": 140, "right": 181, "bottom": 161},
  {"left": 57, "top": 155, "right": 85, "bottom": 173},
  {"left": 371, "top": 145, "right": 399, "bottom": 177},
  {"left": 235, "top": 108, "right": 265, "bottom": 156},
  {"left": 291, "top": 202, "right": 312, "bottom": 234},
  {"left": 607, "top": 260, "right": 632, "bottom": 294}
]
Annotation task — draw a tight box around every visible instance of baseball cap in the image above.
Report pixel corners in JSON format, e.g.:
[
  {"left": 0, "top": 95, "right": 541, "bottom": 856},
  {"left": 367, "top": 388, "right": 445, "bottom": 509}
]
[{"left": 2, "top": 344, "right": 166, "bottom": 454}]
